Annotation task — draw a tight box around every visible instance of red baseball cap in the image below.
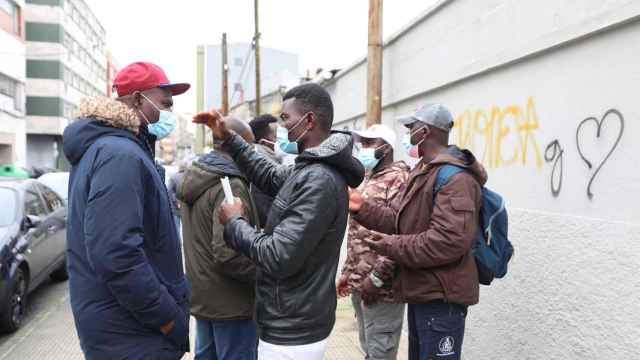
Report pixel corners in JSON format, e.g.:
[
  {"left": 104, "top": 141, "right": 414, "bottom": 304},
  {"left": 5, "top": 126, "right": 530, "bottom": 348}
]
[{"left": 113, "top": 62, "right": 190, "bottom": 97}]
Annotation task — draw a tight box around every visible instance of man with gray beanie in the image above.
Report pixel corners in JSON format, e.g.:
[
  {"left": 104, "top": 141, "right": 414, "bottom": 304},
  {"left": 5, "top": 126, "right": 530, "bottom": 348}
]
[{"left": 348, "top": 104, "right": 487, "bottom": 360}]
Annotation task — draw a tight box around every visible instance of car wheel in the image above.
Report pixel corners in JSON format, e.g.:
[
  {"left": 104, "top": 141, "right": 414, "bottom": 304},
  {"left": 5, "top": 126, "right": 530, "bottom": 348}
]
[
  {"left": 0, "top": 268, "right": 28, "bottom": 333},
  {"left": 50, "top": 257, "right": 69, "bottom": 282}
]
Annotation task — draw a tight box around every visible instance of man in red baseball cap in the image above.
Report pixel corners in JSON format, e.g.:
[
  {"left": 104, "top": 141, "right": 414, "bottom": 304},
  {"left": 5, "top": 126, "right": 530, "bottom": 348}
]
[
  {"left": 114, "top": 62, "right": 190, "bottom": 140},
  {"left": 62, "top": 62, "right": 191, "bottom": 359}
]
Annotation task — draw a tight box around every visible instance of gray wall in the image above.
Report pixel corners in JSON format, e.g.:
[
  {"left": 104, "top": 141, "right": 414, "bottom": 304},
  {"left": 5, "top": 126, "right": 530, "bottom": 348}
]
[{"left": 326, "top": 0, "right": 640, "bottom": 358}]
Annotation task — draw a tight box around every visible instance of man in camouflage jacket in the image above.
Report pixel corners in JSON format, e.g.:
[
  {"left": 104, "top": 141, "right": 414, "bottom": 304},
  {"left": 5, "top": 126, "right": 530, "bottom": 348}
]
[{"left": 337, "top": 124, "right": 410, "bottom": 360}]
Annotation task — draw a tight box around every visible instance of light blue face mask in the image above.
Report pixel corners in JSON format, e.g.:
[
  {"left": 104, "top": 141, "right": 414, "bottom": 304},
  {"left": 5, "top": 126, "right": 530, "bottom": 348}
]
[
  {"left": 140, "top": 93, "right": 176, "bottom": 140},
  {"left": 276, "top": 113, "right": 309, "bottom": 155},
  {"left": 357, "top": 148, "right": 380, "bottom": 172}
]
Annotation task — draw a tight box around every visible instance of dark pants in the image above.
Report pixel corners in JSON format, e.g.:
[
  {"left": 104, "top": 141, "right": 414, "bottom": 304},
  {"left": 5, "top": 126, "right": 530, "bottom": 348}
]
[
  {"left": 407, "top": 301, "right": 467, "bottom": 360},
  {"left": 195, "top": 318, "right": 257, "bottom": 360},
  {"left": 174, "top": 215, "right": 181, "bottom": 240}
]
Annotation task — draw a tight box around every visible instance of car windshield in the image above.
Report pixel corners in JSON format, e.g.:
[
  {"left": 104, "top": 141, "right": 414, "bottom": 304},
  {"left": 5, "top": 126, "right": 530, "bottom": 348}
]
[
  {"left": 38, "top": 173, "right": 69, "bottom": 200},
  {"left": 0, "top": 188, "right": 17, "bottom": 227}
]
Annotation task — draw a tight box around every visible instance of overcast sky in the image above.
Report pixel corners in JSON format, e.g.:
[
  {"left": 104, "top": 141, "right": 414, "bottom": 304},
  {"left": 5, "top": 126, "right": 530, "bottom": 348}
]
[{"left": 86, "top": 0, "right": 437, "bottom": 113}]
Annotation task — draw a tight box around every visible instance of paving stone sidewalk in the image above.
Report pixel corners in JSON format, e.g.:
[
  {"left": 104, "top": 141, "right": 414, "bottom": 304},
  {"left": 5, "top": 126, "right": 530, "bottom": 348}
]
[{"left": 0, "top": 281, "right": 408, "bottom": 360}]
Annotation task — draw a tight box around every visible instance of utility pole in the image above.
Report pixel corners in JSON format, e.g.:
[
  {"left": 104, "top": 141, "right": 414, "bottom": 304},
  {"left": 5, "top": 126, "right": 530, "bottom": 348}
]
[
  {"left": 366, "top": 0, "right": 383, "bottom": 127},
  {"left": 254, "top": 0, "right": 261, "bottom": 116},
  {"left": 195, "top": 45, "right": 205, "bottom": 154},
  {"left": 221, "top": 33, "right": 230, "bottom": 116}
]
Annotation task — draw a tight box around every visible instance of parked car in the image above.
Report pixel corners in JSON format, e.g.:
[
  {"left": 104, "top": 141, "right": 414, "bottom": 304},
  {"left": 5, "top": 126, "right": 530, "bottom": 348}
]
[
  {"left": 38, "top": 172, "right": 70, "bottom": 202},
  {"left": 0, "top": 178, "right": 68, "bottom": 332}
]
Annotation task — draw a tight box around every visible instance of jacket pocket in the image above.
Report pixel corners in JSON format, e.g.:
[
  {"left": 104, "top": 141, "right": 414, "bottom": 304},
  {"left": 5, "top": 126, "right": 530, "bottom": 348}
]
[
  {"left": 164, "top": 306, "right": 190, "bottom": 351},
  {"left": 450, "top": 197, "right": 474, "bottom": 231},
  {"left": 164, "top": 278, "right": 191, "bottom": 351}
]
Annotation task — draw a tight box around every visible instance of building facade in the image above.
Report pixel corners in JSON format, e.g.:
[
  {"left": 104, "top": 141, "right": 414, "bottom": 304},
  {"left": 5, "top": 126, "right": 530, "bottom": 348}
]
[
  {"left": 0, "top": 0, "right": 26, "bottom": 167},
  {"left": 324, "top": 1, "right": 640, "bottom": 358},
  {"left": 25, "top": 0, "right": 108, "bottom": 170},
  {"left": 202, "top": 43, "right": 299, "bottom": 114}
]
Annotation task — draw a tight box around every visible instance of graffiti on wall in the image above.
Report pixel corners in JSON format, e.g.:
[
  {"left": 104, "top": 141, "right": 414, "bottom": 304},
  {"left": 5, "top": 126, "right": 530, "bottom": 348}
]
[
  {"left": 452, "top": 97, "right": 544, "bottom": 170},
  {"left": 543, "top": 109, "right": 625, "bottom": 199},
  {"left": 544, "top": 140, "right": 564, "bottom": 197}
]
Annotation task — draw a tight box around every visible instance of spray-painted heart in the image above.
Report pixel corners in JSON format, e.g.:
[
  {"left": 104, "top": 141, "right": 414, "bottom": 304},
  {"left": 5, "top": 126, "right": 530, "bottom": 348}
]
[{"left": 575, "top": 109, "right": 625, "bottom": 199}]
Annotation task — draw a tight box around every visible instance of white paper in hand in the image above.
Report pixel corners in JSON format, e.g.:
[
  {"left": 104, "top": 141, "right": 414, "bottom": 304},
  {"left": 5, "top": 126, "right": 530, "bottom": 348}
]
[{"left": 221, "top": 177, "right": 235, "bottom": 205}]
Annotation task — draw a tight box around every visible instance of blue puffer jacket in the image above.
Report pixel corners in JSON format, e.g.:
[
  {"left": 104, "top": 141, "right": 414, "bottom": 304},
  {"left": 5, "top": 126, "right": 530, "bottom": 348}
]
[{"left": 62, "top": 97, "right": 190, "bottom": 360}]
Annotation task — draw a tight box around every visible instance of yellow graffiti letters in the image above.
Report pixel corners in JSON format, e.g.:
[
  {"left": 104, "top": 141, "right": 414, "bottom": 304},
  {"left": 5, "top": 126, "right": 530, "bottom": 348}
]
[{"left": 452, "top": 97, "right": 543, "bottom": 170}]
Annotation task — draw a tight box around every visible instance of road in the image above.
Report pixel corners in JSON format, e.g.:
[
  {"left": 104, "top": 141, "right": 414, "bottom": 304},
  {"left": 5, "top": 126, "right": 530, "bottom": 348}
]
[{"left": 0, "top": 279, "right": 405, "bottom": 359}]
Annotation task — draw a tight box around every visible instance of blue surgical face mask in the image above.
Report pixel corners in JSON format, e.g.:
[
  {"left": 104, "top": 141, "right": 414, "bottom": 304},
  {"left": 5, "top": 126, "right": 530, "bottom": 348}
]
[
  {"left": 276, "top": 113, "right": 309, "bottom": 155},
  {"left": 357, "top": 148, "right": 380, "bottom": 172},
  {"left": 139, "top": 93, "right": 176, "bottom": 140}
]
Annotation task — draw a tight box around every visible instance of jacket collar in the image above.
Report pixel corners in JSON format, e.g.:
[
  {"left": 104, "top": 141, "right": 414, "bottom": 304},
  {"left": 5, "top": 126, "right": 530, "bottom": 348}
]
[{"left": 77, "top": 96, "right": 142, "bottom": 135}]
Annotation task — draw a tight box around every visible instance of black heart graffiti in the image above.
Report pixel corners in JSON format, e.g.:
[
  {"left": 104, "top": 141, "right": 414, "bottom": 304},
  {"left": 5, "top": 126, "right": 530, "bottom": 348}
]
[{"left": 575, "top": 109, "right": 625, "bottom": 199}]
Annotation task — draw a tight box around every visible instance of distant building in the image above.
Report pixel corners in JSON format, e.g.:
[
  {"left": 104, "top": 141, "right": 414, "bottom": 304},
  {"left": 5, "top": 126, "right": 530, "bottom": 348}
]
[
  {"left": 106, "top": 51, "right": 118, "bottom": 98},
  {"left": 202, "top": 43, "right": 299, "bottom": 114},
  {"left": 0, "top": 0, "right": 26, "bottom": 166},
  {"left": 24, "top": 0, "right": 110, "bottom": 170}
]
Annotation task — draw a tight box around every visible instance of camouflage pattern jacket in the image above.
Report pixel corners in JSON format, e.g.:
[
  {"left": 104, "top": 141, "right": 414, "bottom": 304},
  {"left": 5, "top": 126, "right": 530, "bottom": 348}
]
[{"left": 342, "top": 161, "right": 410, "bottom": 303}]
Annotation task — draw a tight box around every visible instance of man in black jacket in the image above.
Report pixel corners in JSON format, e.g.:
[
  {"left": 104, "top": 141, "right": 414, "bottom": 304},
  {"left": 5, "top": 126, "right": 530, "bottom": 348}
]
[{"left": 194, "top": 83, "right": 365, "bottom": 359}]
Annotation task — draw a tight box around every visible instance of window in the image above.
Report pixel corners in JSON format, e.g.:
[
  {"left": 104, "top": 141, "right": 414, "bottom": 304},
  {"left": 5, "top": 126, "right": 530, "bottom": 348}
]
[
  {"left": 234, "top": 57, "right": 243, "bottom": 67},
  {"left": 0, "top": 72, "right": 22, "bottom": 111},
  {"left": 0, "top": 72, "right": 16, "bottom": 98},
  {"left": 38, "top": 184, "right": 64, "bottom": 212},
  {"left": 0, "top": 188, "right": 17, "bottom": 226},
  {"left": 0, "top": 0, "right": 20, "bottom": 36},
  {"left": 0, "top": 0, "right": 13, "bottom": 15},
  {"left": 24, "top": 187, "right": 47, "bottom": 218}
]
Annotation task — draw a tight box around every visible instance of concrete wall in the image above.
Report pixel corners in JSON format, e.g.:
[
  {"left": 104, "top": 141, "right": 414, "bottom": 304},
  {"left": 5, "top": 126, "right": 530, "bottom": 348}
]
[{"left": 326, "top": 1, "right": 640, "bottom": 358}]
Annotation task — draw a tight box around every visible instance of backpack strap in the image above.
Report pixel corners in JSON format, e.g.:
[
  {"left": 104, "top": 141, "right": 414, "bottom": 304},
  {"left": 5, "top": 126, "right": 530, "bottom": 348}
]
[{"left": 433, "top": 165, "right": 466, "bottom": 200}]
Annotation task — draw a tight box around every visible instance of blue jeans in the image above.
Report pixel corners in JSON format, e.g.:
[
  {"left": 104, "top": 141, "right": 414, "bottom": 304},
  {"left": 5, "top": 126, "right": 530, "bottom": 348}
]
[
  {"left": 407, "top": 301, "right": 467, "bottom": 360},
  {"left": 195, "top": 318, "right": 257, "bottom": 360},
  {"left": 174, "top": 215, "right": 181, "bottom": 240}
]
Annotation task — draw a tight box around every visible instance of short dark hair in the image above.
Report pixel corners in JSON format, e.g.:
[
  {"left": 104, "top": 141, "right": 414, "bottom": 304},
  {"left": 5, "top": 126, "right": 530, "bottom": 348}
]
[
  {"left": 249, "top": 114, "right": 278, "bottom": 141},
  {"left": 283, "top": 83, "right": 334, "bottom": 131}
]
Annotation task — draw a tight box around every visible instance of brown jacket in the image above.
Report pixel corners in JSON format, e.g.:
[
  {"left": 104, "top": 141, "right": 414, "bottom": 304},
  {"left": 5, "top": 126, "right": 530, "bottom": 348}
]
[
  {"left": 353, "top": 146, "right": 486, "bottom": 306},
  {"left": 342, "top": 161, "right": 410, "bottom": 302}
]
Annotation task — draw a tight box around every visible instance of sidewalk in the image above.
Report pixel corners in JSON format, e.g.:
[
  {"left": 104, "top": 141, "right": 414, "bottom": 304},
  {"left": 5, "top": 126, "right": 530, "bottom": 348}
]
[
  {"left": 0, "top": 281, "right": 408, "bottom": 359},
  {"left": 325, "top": 298, "right": 409, "bottom": 360}
]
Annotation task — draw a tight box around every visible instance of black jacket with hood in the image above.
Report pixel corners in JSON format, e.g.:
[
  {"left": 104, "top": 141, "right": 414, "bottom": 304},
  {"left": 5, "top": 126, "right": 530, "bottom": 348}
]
[
  {"left": 222, "top": 131, "right": 365, "bottom": 345},
  {"left": 176, "top": 152, "right": 260, "bottom": 321}
]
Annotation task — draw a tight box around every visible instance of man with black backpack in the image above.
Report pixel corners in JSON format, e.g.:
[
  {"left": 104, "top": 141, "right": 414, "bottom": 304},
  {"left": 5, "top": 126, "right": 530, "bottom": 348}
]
[{"left": 348, "top": 104, "right": 487, "bottom": 360}]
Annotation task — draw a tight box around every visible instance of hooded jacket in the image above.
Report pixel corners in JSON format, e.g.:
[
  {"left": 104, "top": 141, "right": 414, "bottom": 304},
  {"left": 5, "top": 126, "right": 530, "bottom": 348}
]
[
  {"left": 222, "top": 132, "right": 364, "bottom": 345},
  {"left": 354, "top": 146, "right": 487, "bottom": 306},
  {"left": 63, "top": 97, "right": 190, "bottom": 360},
  {"left": 176, "top": 151, "right": 260, "bottom": 321}
]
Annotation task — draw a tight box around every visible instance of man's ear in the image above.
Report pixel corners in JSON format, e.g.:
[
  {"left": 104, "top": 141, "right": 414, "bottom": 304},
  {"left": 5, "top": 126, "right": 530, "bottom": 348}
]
[
  {"left": 307, "top": 112, "right": 318, "bottom": 130},
  {"left": 132, "top": 91, "right": 143, "bottom": 107}
]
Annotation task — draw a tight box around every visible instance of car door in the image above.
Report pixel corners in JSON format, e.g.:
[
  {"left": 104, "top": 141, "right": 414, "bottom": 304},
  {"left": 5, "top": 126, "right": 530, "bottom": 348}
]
[
  {"left": 36, "top": 183, "right": 67, "bottom": 269},
  {"left": 22, "top": 184, "right": 50, "bottom": 281}
]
